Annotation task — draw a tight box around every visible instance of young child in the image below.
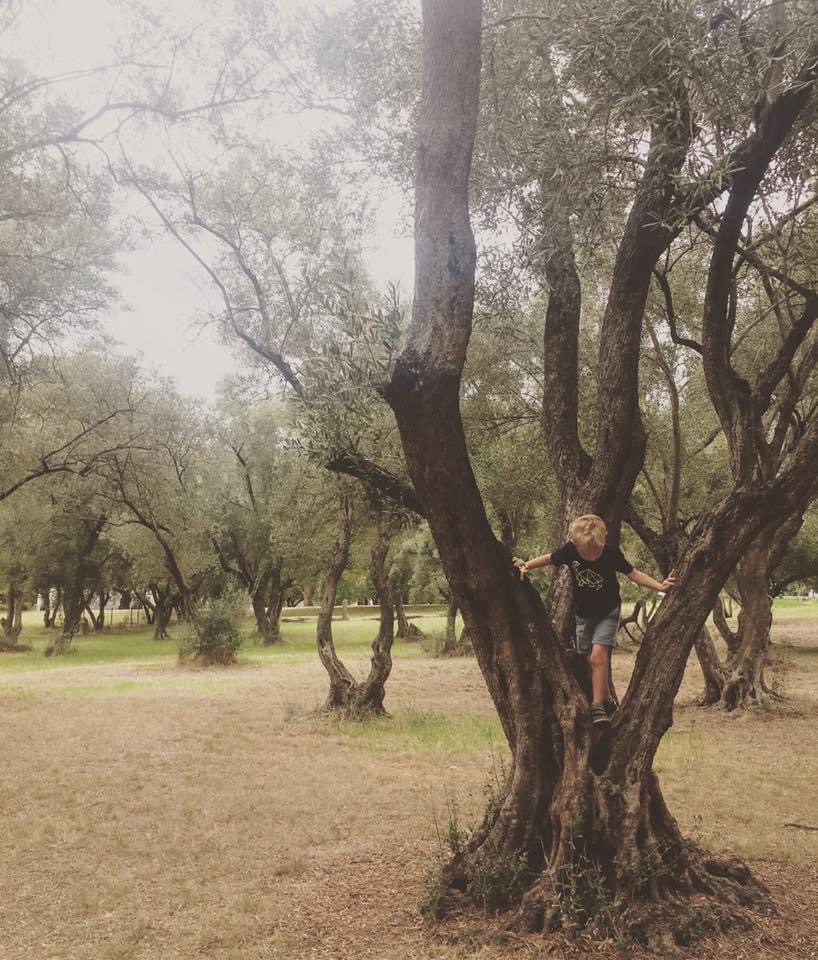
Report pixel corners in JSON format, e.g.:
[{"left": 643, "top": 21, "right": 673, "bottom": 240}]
[{"left": 513, "top": 514, "right": 675, "bottom": 727}]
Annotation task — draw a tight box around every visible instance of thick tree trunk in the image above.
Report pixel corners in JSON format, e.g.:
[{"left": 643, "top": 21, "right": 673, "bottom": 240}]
[
  {"left": 3, "top": 585, "right": 21, "bottom": 641},
  {"left": 45, "top": 587, "right": 61, "bottom": 628},
  {"left": 1, "top": 583, "right": 25, "bottom": 649},
  {"left": 359, "top": 526, "right": 395, "bottom": 712},
  {"left": 395, "top": 594, "right": 423, "bottom": 640},
  {"left": 317, "top": 494, "right": 360, "bottom": 710},
  {"left": 378, "top": 0, "right": 818, "bottom": 945},
  {"left": 252, "top": 592, "right": 284, "bottom": 645},
  {"left": 153, "top": 599, "right": 172, "bottom": 641},
  {"left": 97, "top": 593, "right": 109, "bottom": 631},
  {"left": 251, "top": 563, "right": 286, "bottom": 645},
  {"left": 695, "top": 526, "right": 785, "bottom": 709},
  {"left": 12, "top": 590, "right": 22, "bottom": 638},
  {"left": 460, "top": 499, "right": 766, "bottom": 950},
  {"left": 85, "top": 593, "right": 109, "bottom": 631},
  {"left": 441, "top": 591, "right": 459, "bottom": 655},
  {"left": 51, "top": 589, "right": 86, "bottom": 655},
  {"left": 317, "top": 500, "right": 396, "bottom": 715},
  {"left": 395, "top": 594, "right": 410, "bottom": 635}
]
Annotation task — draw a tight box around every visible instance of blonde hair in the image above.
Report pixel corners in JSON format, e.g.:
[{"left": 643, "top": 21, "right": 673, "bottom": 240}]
[{"left": 569, "top": 514, "right": 607, "bottom": 549}]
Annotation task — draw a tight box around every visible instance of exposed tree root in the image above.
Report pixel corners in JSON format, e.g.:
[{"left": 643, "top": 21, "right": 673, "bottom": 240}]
[
  {"left": 319, "top": 690, "right": 389, "bottom": 720},
  {"left": 398, "top": 621, "right": 425, "bottom": 641},
  {"left": 429, "top": 770, "right": 771, "bottom": 952},
  {"left": 0, "top": 641, "right": 32, "bottom": 653},
  {"left": 433, "top": 844, "right": 769, "bottom": 952}
]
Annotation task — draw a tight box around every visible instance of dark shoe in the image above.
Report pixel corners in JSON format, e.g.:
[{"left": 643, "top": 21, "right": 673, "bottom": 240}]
[
  {"left": 591, "top": 703, "right": 611, "bottom": 727},
  {"left": 604, "top": 698, "right": 619, "bottom": 718}
]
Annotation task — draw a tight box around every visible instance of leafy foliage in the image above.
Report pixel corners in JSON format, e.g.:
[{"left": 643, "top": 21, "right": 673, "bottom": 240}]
[{"left": 178, "top": 585, "right": 245, "bottom": 666}]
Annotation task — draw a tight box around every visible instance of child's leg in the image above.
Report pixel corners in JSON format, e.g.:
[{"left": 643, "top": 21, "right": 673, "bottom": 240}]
[
  {"left": 607, "top": 646, "right": 618, "bottom": 705},
  {"left": 588, "top": 643, "right": 610, "bottom": 704},
  {"left": 586, "top": 608, "right": 620, "bottom": 709}
]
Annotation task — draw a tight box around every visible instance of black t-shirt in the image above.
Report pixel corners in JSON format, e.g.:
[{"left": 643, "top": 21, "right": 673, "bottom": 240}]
[{"left": 550, "top": 542, "right": 633, "bottom": 619}]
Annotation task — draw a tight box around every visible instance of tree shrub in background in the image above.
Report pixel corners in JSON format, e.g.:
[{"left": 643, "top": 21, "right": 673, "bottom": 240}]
[{"left": 178, "top": 587, "right": 245, "bottom": 666}]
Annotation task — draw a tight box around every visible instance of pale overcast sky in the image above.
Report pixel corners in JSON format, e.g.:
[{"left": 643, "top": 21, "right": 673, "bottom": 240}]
[{"left": 9, "top": 0, "right": 415, "bottom": 399}]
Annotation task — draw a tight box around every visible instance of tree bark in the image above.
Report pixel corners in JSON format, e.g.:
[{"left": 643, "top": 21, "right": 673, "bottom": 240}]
[
  {"left": 250, "top": 559, "right": 291, "bottom": 646},
  {"left": 152, "top": 593, "right": 173, "bottom": 641},
  {"left": 317, "top": 499, "right": 396, "bottom": 715},
  {"left": 139, "top": 583, "right": 175, "bottom": 640},
  {"left": 53, "top": 588, "right": 87, "bottom": 654},
  {"left": 693, "top": 626, "right": 726, "bottom": 706},
  {"left": 252, "top": 588, "right": 285, "bottom": 645},
  {"left": 395, "top": 593, "right": 423, "bottom": 640},
  {"left": 712, "top": 592, "right": 740, "bottom": 656},
  {"left": 317, "top": 493, "right": 360, "bottom": 710},
  {"left": 361, "top": 524, "right": 395, "bottom": 712},
  {"left": 378, "top": 1, "right": 818, "bottom": 944},
  {"left": 695, "top": 522, "right": 793, "bottom": 709},
  {"left": 441, "top": 590, "right": 459, "bottom": 655},
  {"left": 45, "top": 587, "right": 61, "bottom": 628},
  {"left": 85, "top": 593, "right": 109, "bottom": 631},
  {"left": 1, "top": 583, "right": 25, "bottom": 648}
]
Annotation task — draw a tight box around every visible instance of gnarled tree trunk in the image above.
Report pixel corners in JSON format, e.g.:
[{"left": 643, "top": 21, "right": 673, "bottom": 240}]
[
  {"left": 85, "top": 592, "right": 110, "bottom": 632},
  {"left": 152, "top": 592, "right": 173, "bottom": 641},
  {"left": 380, "top": 2, "right": 818, "bottom": 945},
  {"left": 138, "top": 583, "right": 175, "bottom": 640},
  {"left": 360, "top": 524, "right": 395, "bottom": 712},
  {"left": 695, "top": 521, "right": 793, "bottom": 709},
  {"left": 435, "top": 588, "right": 457, "bottom": 655},
  {"left": 44, "top": 587, "right": 61, "bottom": 628},
  {"left": 395, "top": 594, "right": 423, "bottom": 640},
  {"left": 317, "top": 493, "right": 359, "bottom": 710},
  {"left": 1, "top": 583, "right": 25, "bottom": 649},
  {"left": 251, "top": 563, "right": 287, "bottom": 645},
  {"left": 53, "top": 588, "right": 88, "bottom": 655},
  {"left": 317, "top": 500, "right": 396, "bottom": 715},
  {"left": 251, "top": 593, "right": 283, "bottom": 644}
]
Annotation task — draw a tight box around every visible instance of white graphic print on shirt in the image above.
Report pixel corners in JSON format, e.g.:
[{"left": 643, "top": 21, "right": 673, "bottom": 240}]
[{"left": 572, "top": 561, "right": 604, "bottom": 590}]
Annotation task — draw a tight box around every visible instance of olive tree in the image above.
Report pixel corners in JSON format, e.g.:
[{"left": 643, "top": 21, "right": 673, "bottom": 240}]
[{"left": 378, "top": 0, "right": 818, "bottom": 944}]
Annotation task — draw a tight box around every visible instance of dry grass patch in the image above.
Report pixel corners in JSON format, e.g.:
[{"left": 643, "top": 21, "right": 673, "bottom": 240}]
[{"left": 1, "top": 627, "right": 817, "bottom": 959}]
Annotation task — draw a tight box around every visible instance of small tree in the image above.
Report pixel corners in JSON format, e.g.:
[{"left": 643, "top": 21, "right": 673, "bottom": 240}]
[{"left": 178, "top": 587, "right": 245, "bottom": 667}]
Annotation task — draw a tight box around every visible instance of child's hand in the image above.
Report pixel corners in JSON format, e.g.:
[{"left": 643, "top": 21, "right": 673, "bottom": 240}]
[
  {"left": 660, "top": 571, "right": 677, "bottom": 592},
  {"left": 512, "top": 557, "right": 528, "bottom": 579}
]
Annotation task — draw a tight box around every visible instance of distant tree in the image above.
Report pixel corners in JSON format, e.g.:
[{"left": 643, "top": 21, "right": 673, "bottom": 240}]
[
  {"left": 102, "top": 385, "right": 215, "bottom": 620},
  {"left": 208, "top": 399, "right": 333, "bottom": 644}
]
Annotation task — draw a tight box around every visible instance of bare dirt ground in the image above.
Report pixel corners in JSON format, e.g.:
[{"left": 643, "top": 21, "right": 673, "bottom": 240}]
[{"left": 1, "top": 629, "right": 817, "bottom": 960}]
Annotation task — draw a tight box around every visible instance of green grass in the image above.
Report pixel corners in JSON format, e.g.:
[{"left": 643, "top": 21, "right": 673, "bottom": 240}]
[
  {"left": 771, "top": 597, "right": 818, "bottom": 619},
  {"left": 654, "top": 730, "right": 705, "bottom": 773},
  {"left": 281, "top": 603, "right": 446, "bottom": 620},
  {"left": 334, "top": 708, "right": 504, "bottom": 754},
  {"left": 2, "top": 597, "right": 814, "bottom": 676},
  {"left": 0, "top": 615, "right": 447, "bottom": 674}
]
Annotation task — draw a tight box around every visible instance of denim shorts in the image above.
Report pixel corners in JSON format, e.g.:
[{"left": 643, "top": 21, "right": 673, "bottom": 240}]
[{"left": 574, "top": 607, "right": 620, "bottom": 655}]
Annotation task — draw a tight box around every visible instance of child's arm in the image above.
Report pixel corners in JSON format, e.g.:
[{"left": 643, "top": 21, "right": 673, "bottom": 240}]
[
  {"left": 513, "top": 553, "right": 553, "bottom": 577},
  {"left": 627, "top": 568, "right": 676, "bottom": 593}
]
